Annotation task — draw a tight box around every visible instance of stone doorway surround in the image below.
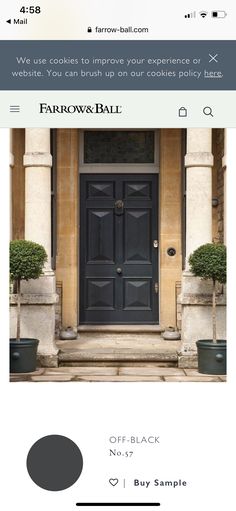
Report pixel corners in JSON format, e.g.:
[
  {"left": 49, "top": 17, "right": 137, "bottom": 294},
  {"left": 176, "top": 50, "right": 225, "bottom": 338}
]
[{"left": 55, "top": 129, "right": 183, "bottom": 333}]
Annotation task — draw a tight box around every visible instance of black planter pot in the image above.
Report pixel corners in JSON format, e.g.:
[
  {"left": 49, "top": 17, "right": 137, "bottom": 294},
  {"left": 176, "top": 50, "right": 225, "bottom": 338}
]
[
  {"left": 10, "top": 338, "right": 39, "bottom": 373},
  {"left": 196, "top": 339, "right": 226, "bottom": 375}
]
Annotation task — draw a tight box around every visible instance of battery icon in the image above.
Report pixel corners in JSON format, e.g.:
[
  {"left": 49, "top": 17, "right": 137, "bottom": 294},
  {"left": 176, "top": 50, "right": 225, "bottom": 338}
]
[{"left": 211, "top": 11, "right": 227, "bottom": 18}]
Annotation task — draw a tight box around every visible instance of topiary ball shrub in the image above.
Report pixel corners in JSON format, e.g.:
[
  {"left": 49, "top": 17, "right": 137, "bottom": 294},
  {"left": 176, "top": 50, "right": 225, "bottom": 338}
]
[
  {"left": 189, "top": 243, "right": 226, "bottom": 344},
  {"left": 10, "top": 240, "right": 47, "bottom": 282},
  {"left": 189, "top": 243, "right": 226, "bottom": 284},
  {"left": 10, "top": 240, "right": 48, "bottom": 342}
]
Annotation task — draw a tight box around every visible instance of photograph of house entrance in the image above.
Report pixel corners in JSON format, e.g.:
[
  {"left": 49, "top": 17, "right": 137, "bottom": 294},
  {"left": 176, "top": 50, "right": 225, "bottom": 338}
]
[{"left": 10, "top": 128, "right": 227, "bottom": 381}]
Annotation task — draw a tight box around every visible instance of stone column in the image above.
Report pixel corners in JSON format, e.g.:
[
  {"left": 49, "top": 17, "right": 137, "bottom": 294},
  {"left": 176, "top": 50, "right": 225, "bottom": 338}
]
[
  {"left": 185, "top": 129, "right": 213, "bottom": 267},
  {"left": 179, "top": 129, "right": 225, "bottom": 367},
  {"left": 24, "top": 128, "right": 53, "bottom": 273},
  {"left": 10, "top": 129, "right": 58, "bottom": 366}
]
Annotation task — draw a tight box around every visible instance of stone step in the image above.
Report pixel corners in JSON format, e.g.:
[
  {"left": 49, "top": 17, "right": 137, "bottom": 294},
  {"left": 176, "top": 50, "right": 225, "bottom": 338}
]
[
  {"left": 57, "top": 334, "right": 181, "bottom": 365},
  {"left": 58, "top": 352, "right": 178, "bottom": 364},
  {"left": 59, "top": 361, "right": 177, "bottom": 367}
]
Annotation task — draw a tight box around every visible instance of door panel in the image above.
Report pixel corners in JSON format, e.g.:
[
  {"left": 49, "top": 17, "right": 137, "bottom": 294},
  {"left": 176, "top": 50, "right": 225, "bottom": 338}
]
[
  {"left": 124, "top": 209, "right": 151, "bottom": 263},
  {"left": 124, "top": 278, "right": 152, "bottom": 310},
  {"left": 86, "top": 278, "right": 115, "bottom": 309},
  {"left": 125, "top": 182, "right": 152, "bottom": 199},
  {"left": 87, "top": 181, "right": 115, "bottom": 198},
  {"left": 80, "top": 174, "right": 158, "bottom": 324},
  {"left": 87, "top": 209, "right": 114, "bottom": 263}
]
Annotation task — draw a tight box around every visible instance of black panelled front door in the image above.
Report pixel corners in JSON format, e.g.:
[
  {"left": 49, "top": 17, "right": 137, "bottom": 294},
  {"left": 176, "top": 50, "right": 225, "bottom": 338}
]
[{"left": 80, "top": 174, "right": 158, "bottom": 324}]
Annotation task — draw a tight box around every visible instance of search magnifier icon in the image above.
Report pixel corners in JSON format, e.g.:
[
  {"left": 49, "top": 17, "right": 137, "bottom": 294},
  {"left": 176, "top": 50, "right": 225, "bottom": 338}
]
[{"left": 203, "top": 106, "right": 214, "bottom": 117}]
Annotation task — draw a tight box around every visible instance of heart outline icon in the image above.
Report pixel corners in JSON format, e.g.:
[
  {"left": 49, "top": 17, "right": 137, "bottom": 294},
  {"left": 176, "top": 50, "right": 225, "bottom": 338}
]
[{"left": 109, "top": 478, "right": 119, "bottom": 487}]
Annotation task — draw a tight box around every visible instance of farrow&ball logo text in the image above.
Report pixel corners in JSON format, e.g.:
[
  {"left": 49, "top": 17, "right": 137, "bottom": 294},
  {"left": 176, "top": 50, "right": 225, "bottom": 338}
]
[{"left": 39, "top": 103, "right": 122, "bottom": 114}]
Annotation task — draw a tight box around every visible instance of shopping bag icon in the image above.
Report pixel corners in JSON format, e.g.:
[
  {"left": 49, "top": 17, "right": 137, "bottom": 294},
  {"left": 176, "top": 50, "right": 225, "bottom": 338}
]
[{"left": 178, "top": 107, "right": 187, "bottom": 117}]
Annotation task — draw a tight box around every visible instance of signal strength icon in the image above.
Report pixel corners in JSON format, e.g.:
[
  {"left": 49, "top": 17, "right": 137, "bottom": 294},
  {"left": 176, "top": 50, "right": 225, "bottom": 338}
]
[
  {"left": 184, "top": 12, "right": 196, "bottom": 18},
  {"left": 199, "top": 11, "right": 208, "bottom": 18}
]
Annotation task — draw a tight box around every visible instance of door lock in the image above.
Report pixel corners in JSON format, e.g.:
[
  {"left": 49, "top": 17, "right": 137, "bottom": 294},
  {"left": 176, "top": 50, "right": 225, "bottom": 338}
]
[
  {"left": 155, "top": 282, "right": 159, "bottom": 294},
  {"left": 153, "top": 240, "right": 159, "bottom": 248}
]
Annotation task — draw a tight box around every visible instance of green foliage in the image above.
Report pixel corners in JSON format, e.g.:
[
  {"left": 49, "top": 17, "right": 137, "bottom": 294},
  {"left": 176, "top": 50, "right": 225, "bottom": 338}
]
[
  {"left": 189, "top": 243, "right": 226, "bottom": 284},
  {"left": 10, "top": 240, "right": 47, "bottom": 281}
]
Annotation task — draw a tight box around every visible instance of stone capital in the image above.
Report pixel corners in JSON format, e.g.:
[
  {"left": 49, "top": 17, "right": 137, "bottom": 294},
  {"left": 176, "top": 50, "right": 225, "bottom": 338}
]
[
  {"left": 23, "top": 152, "right": 52, "bottom": 168},
  {"left": 185, "top": 152, "right": 214, "bottom": 168}
]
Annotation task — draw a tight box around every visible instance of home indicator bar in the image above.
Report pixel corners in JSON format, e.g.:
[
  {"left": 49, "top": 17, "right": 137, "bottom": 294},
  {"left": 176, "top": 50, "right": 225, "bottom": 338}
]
[{"left": 76, "top": 504, "right": 161, "bottom": 507}]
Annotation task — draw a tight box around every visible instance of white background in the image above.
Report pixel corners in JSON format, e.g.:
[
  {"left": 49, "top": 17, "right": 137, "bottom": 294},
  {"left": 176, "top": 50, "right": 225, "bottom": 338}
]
[{"left": 0, "top": 382, "right": 231, "bottom": 511}]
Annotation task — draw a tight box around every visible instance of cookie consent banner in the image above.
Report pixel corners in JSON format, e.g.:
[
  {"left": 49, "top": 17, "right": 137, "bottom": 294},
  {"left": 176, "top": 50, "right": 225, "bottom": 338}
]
[{"left": 1, "top": 40, "right": 236, "bottom": 90}]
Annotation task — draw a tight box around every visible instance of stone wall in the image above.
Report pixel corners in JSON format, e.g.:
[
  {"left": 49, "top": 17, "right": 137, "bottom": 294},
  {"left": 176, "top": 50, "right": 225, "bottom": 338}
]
[
  {"left": 159, "top": 129, "right": 182, "bottom": 329},
  {"left": 55, "top": 129, "right": 79, "bottom": 329}
]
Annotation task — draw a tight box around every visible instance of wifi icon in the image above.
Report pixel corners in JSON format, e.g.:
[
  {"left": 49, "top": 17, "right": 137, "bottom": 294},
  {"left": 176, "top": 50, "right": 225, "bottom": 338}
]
[{"left": 199, "top": 11, "right": 208, "bottom": 18}]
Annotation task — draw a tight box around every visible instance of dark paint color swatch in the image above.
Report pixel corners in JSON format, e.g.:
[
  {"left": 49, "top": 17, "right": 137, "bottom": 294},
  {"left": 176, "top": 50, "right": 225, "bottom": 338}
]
[{"left": 26, "top": 434, "right": 83, "bottom": 491}]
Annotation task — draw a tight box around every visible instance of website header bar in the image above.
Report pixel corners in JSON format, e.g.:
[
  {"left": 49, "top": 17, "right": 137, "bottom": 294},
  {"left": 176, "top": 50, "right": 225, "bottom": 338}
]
[{"left": 1, "top": 91, "right": 235, "bottom": 127}]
